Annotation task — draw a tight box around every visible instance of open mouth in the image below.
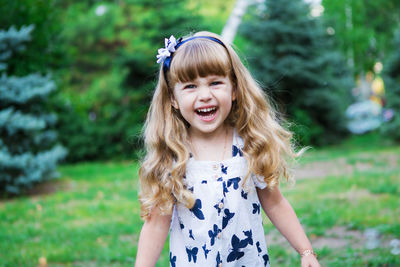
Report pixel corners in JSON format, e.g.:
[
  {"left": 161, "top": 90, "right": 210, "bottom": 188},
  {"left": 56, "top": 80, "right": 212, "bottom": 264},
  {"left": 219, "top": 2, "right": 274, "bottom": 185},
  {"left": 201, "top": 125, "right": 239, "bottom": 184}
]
[{"left": 195, "top": 107, "right": 218, "bottom": 120}]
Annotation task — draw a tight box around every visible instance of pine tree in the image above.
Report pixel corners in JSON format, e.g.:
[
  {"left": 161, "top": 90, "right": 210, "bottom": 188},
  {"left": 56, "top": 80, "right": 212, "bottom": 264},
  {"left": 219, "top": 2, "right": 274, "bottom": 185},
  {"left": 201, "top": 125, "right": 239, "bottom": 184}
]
[
  {"left": 0, "top": 25, "right": 67, "bottom": 194},
  {"left": 240, "top": 0, "right": 352, "bottom": 145},
  {"left": 381, "top": 29, "right": 400, "bottom": 141}
]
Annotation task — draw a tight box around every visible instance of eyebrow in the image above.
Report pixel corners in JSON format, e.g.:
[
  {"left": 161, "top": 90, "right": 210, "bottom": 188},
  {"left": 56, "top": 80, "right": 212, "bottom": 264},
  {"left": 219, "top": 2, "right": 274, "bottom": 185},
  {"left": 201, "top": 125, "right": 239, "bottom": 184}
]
[{"left": 178, "top": 75, "right": 226, "bottom": 85}]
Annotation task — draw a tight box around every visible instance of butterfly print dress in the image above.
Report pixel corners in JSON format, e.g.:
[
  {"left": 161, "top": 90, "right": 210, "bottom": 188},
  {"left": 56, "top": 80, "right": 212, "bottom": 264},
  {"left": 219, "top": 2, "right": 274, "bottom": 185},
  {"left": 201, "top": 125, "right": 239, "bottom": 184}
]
[{"left": 169, "top": 130, "right": 270, "bottom": 267}]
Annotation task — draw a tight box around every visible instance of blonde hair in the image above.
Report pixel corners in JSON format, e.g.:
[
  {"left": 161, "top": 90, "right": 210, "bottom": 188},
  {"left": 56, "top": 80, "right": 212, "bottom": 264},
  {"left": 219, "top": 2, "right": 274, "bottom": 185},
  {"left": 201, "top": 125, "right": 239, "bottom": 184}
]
[{"left": 139, "top": 31, "right": 298, "bottom": 220}]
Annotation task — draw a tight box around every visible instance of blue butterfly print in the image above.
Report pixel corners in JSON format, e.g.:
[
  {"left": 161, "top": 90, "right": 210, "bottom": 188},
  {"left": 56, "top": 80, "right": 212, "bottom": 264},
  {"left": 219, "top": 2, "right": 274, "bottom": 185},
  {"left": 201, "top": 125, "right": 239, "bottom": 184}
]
[
  {"left": 217, "top": 177, "right": 223, "bottom": 182},
  {"left": 201, "top": 180, "right": 207, "bottom": 184},
  {"left": 227, "top": 234, "right": 247, "bottom": 262},
  {"left": 213, "top": 200, "right": 224, "bottom": 215},
  {"left": 241, "top": 189, "right": 248, "bottom": 199},
  {"left": 221, "top": 164, "right": 228, "bottom": 175},
  {"left": 190, "top": 199, "right": 205, "bottom": 220},
  {"left": 178, "top": 217, "right": 184, "bottom": 229},
  {"left": 222, "top": 208, "right": 235, "bottom": 229},
  {"left": 188, "top": 186, "right": 194, "bottom": 192},
  {"left": 241, "top": 230, "right": 253, "bottom": 246},
  {"left": 256, "top": 241, "right": 262, "bottom": 253},
  {"left": 227, "top": 177, "right": 241, "bottom": 190},
  {"left": 186, "top": 246, "right": 198, "bottom": 263},
  {"left": 170, "top": 252, "right": 176, "bottom": 267},
  {"left": 263, "top": 253, "right": 270, "bottom": 265},
  {"left": 252, "top": 203, "right": 261, "bottom": 214},
  {"left": 222, "top": 181, "right": 229, "bottom": 196},
  {"left": 208, "top": 224, "right": 221, "bottom": 246},
  {"left": 216, "top": 251, "right": 222, "bottom": 267},
  {"left": 202, "top": 244, "right": 211, "bottom": 259},
  {"left": 189, "top": 229, "right": 195, "bottom": 240},
  {"left": 232, "top": 145, "right": 243, "bottom": 157}
]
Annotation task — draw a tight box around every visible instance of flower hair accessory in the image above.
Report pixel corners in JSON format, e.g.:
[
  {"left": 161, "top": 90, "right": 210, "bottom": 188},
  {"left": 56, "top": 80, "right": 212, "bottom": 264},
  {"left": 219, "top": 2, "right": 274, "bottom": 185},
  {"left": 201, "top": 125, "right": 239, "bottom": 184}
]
[
  {"left": 156, "top": 35, "right": 178, "bottom": 64},
  {"left": 156, "top": 34, "right": 226, "bottom": 74}
]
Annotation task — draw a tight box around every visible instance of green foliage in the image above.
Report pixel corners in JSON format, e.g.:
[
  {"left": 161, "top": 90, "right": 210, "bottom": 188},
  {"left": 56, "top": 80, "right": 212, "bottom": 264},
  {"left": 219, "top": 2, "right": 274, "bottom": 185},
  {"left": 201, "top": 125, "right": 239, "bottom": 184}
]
[
  {"left": 290, "top": 109, "right": 324, "bottom": 145},
  {"left": 322, "top": 0, "right": 400, "bottom": 74},
  {"left": 188, "top": 0, "right": 236, "bottom": 33},
  {"left": 54, "top": 0, "right": 205, "bottom": 162},
  {"left": 381, "top": 29, "right": 400, "bottom": 141},
  {"left": 0, "top": 0, "right": 230, "bottom": 162},
  {"left": 240, "top": 0, "right": 352, "bottom": 145},
  {"left": 0, "top": 25, "right": 67, "bottom": 194},
  {"left": 0, "top": 0, "right": 65, "bottom": 75}
]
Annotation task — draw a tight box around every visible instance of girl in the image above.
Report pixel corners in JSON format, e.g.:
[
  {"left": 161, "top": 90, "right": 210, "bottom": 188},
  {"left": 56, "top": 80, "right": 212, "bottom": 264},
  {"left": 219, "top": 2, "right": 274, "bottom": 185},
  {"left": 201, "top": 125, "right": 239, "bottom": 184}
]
[{"left": 135, "top": 31, "right": 321, "bottom": 267}]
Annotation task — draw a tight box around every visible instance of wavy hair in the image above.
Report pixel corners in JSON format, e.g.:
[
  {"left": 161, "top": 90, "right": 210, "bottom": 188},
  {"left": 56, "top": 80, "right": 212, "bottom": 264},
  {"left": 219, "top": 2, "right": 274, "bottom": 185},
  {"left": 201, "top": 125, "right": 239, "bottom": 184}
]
[{"left": 139, "top": 31, "right": 299, "bottom": 220}]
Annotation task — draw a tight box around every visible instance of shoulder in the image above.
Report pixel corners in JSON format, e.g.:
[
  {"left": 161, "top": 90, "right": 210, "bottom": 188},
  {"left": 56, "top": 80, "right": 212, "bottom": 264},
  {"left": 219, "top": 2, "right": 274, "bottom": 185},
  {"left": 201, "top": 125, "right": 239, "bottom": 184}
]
[{"left": 233, "top": 129, "right": 245, "bottom": 148}]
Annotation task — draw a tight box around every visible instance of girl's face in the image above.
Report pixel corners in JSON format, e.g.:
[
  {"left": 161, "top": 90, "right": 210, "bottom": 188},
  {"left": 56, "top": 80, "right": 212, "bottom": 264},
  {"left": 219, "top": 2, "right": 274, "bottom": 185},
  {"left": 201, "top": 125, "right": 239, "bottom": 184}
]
[{"left": 172, "top": 74, "right": 236, "bottom": 137}]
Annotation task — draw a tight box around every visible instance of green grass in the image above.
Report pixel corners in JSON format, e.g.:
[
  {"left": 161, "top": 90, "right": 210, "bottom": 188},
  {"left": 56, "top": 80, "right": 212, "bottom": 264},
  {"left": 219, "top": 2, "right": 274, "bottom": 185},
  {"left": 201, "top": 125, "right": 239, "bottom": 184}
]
[
  {"left": 1, "top": 134, "right": 399, "bottom": 266},
  {"left": 0, "top": 161, "right": 148, "bottom": 267}
]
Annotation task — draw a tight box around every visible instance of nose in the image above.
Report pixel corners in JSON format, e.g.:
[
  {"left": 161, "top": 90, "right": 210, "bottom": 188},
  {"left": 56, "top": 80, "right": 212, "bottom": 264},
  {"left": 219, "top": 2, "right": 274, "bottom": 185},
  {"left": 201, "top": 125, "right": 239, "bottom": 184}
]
[{"left": 198, "top": 85, "right": 212, "bottom": 101}]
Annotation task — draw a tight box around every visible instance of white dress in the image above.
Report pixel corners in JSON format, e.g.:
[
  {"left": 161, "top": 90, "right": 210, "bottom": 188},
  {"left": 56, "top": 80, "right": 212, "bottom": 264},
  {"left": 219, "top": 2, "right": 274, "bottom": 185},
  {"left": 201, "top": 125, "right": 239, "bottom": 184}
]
[{"left": 169, "top": 130, "right": 270, "bottom": 267}]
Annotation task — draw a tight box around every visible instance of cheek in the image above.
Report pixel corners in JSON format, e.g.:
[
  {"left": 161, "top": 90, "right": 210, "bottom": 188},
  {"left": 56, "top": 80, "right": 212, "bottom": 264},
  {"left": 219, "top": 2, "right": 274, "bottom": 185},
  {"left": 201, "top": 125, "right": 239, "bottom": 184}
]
[
  {"left": 180, "top": 101, "right": 194, "bottom": 114},
  {"left": 227, "top": 100, "right": 233, "bottom": 112},
  {"left": 173, "top": 95, "right": 194, "bottom": 118}
]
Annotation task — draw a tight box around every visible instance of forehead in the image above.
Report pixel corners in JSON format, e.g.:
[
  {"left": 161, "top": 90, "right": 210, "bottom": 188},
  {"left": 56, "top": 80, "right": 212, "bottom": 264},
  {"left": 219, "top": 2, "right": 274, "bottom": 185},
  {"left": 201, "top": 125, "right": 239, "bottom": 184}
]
[{"left": 167, "top": 39, "right": 231, "bottom": 85}]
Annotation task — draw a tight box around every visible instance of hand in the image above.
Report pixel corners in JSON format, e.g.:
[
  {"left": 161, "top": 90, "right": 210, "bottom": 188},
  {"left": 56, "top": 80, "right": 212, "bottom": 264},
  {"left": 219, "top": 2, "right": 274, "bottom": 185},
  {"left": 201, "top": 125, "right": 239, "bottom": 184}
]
[{"left": 301, "top": 254, "right": 321, "bottom": 267}]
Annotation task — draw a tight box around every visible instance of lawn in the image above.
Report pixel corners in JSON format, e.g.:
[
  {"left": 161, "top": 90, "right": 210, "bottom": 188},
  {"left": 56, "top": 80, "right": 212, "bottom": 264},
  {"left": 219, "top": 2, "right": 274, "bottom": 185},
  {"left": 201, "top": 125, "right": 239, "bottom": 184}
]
[{"left": 1, "top": 133, "right": 399, "bottom": 266}]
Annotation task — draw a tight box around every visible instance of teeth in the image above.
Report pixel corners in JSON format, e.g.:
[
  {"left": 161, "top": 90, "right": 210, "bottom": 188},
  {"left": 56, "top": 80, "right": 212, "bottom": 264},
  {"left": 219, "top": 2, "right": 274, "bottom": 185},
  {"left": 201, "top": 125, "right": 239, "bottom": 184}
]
[{"left": 197, "top": 107, "right": 216, "bottom": 112}]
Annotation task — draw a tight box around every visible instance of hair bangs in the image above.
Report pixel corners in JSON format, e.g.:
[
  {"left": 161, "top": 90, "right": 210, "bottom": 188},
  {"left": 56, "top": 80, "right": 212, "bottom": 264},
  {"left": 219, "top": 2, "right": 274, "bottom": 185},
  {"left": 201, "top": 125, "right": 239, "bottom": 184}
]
[{"left": 168, "top": 39, "right": 231, "bottom": 85}]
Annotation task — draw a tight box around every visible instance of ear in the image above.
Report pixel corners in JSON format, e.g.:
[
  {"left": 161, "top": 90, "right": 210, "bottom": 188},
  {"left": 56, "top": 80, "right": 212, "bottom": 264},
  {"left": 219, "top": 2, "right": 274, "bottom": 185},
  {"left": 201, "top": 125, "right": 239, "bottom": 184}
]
[
  {"left": 232, "top": 87, "right": 237, "bottom": 101},
  {"left": 171, "top": 96, "right": 179, "bottom": 109}
]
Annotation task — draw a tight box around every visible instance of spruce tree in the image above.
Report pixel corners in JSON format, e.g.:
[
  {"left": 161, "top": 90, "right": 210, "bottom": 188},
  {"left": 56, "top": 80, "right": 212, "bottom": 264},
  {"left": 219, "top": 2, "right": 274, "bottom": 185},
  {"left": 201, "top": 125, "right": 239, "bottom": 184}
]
[
  {"left": 0, "top": 25, "right": 67, "bottom": 194},
  {"left": 381, "top": 29, "right": 400, "bottom": 141},
  {"left": 240, "top": 0, "right": 352, "bottom": 145}
]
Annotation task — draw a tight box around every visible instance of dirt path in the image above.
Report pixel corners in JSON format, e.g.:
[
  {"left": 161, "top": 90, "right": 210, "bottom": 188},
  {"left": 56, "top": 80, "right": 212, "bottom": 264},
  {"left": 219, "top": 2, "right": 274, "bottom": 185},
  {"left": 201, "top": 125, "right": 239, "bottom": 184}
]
[
  {"left": 266, "top": 225, "right": 398, "bottom": 253},
  {"left": 295, "top": 151, "right": 398, "bottom": 180}
]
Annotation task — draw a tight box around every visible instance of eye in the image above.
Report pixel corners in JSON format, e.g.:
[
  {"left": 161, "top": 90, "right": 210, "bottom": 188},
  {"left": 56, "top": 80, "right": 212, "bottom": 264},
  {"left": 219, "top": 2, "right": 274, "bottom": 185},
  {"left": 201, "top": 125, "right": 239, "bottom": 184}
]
[
  {"left": 184, "top": 84, "right": 196, "bottom": 89},
  {"left": 210, "top": 81, "right": 223, "bottom": 86}
]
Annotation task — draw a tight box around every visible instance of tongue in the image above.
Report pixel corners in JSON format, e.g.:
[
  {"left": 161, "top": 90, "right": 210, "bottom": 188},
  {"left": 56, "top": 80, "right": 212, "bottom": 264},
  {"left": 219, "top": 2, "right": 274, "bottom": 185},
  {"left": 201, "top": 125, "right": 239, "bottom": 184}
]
[{"left": 199, "top": 110, "right": 215, "bottom": 116}]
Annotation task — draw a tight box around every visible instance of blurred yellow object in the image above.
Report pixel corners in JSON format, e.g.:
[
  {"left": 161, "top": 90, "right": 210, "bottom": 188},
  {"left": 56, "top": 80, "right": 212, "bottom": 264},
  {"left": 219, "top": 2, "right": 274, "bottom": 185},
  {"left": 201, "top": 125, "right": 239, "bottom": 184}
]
[
  {"left": 38, "top": 257, "right": 47, "bottom": 267},
  {"left": 370, "top": 95, "right": 382, "bottom": 106},
  {"left": 372, "top": 76, "right": 385, "bottom": 95},
  {"left": 374, "top": 61, "right": 383, "bottom": 73}
]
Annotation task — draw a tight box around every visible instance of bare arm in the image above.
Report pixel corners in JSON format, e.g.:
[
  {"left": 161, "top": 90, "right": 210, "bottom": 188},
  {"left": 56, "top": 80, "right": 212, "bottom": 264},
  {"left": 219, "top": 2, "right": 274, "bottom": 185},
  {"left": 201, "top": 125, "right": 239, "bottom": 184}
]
[
  {"left": 135, "top": 207, "right": 172, "bottom": 267},
  {"left": 257, "top": 186, "right": 320, "bottom": 267}
]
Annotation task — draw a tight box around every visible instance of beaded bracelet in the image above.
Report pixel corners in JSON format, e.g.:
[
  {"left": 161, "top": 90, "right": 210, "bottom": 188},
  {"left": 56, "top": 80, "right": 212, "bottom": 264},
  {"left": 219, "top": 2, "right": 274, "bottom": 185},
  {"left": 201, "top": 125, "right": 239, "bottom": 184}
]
[{"left": 300, "top": 249, "right": 317, "bottom": 258}]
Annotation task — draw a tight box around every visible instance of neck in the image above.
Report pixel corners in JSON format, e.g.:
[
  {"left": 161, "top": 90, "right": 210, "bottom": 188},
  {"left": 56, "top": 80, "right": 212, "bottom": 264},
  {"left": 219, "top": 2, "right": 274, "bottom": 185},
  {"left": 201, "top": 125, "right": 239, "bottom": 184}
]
[
  {"left": 189, "top": 126, "right": 232, "bottom": 161},
  {"left": 189, "top": 125, "right": 229, "bottom": 142}
]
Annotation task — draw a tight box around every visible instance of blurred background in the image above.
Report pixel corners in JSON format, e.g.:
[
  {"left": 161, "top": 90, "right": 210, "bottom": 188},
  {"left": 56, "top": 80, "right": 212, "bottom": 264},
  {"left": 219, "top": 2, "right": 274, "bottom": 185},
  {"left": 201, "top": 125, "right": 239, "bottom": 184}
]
[{"left": 1, "top": 0, "right": 399, "bottom": 266}]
